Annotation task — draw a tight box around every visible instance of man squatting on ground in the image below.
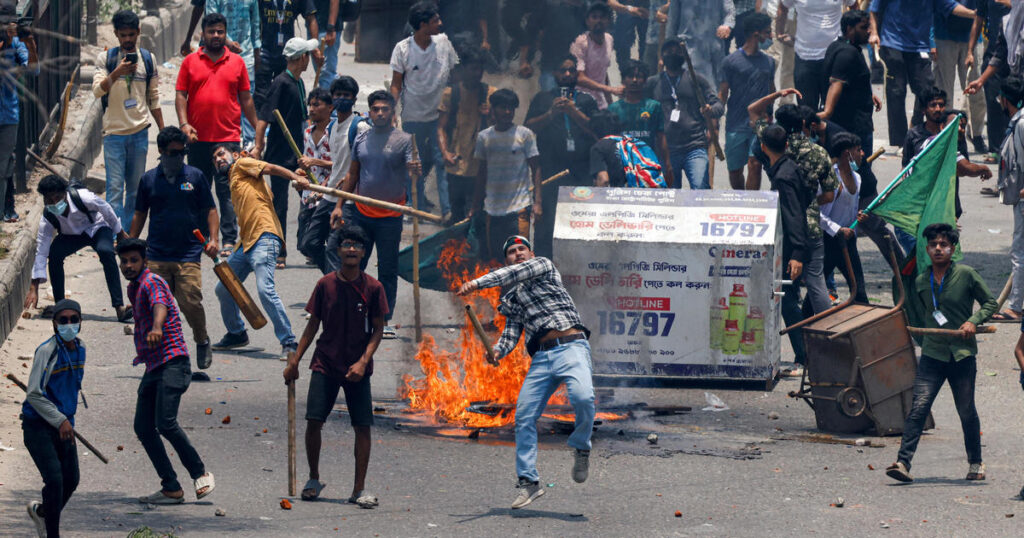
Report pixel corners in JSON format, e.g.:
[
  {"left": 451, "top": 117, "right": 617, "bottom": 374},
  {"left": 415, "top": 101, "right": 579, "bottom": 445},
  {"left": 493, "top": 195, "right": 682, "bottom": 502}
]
[
  {"left": 457, "top": 235, "right": 596, "bottom": 510},
  {"left": 284, "top": 224, "right": 387, "bottom": 508}
]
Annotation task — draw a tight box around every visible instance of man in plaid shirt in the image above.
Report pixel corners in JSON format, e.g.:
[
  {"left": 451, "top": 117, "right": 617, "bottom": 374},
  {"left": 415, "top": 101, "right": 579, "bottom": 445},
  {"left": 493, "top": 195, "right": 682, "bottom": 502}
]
[
  {"left": 457, "top": 235, "right": 595, "bottom": 510},
  {"left": 297, "top": 87, "right": 334, "bottom": 272},
  {"left": 117, "top": 238, "right": 214, "bottom": 505}
]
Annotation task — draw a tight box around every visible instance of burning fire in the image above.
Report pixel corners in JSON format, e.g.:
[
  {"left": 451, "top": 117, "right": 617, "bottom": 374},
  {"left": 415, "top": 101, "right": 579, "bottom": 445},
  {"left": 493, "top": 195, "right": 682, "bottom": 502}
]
[{"left": 401, "top": 240, "right": 623, "bottom": 428}]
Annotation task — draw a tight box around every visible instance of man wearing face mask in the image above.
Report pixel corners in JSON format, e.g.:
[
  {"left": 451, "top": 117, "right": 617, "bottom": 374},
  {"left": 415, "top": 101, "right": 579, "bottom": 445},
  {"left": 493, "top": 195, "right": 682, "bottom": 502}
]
[
  {"left": 129, "top": 126, "right": 220, "bottom": 373},
  {"left": 24, "top": 175, "right": 130, "bottom": 321},
  {"left": 93, "top": 9, "right": 163, "bottom": 229},
  {"left": 777, "top": 0, "right": 856, "bottom": 111},
  {"left": 525, "top": 55, "right": 597, "bottom": 258},
  {"left": 22, "top": 299, "right": 86, "bottom": 538}
]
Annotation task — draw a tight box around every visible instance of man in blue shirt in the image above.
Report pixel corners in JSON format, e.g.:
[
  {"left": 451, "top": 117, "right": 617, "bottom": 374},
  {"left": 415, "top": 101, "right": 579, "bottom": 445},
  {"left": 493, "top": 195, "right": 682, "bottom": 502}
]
[
  {"left": 0, "top": 6, "right": 38, "bottom": 224},
  {"left": 868, "top": 0, "right": 975, "bottom": 147},
  {"left": 934, "top": 0, "right": 987, "bottom": 154},
  {"left": 129, "top": 126, "right": 219, "bottom": 372}
]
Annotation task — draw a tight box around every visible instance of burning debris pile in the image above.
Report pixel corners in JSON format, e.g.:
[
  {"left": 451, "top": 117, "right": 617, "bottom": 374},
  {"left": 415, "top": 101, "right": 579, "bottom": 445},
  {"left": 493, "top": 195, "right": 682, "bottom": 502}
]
[{"left": 400, "top": 240, "right": 623, "bottom": 428}]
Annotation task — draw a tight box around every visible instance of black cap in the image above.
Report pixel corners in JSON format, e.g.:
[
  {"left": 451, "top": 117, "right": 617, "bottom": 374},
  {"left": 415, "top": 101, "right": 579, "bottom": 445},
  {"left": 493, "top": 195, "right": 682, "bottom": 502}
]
[{"left": 53, "top": 299, "right": 82, "bottom": 316}]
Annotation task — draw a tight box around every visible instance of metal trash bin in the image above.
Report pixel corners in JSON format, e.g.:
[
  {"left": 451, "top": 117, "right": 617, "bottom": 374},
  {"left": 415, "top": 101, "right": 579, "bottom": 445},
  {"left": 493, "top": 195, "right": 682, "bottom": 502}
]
[{"left": 785, "top": 245, "right": 925, "bottom": 435}]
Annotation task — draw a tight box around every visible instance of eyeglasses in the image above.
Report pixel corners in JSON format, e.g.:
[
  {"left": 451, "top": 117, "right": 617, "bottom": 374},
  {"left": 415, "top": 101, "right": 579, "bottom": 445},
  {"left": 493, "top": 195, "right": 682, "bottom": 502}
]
[
  {"left": 57, "top": 315, "right": 81, "bottom": 325},
  {"left": 340, "top": 241, "right": 364, "bottom": 250}
]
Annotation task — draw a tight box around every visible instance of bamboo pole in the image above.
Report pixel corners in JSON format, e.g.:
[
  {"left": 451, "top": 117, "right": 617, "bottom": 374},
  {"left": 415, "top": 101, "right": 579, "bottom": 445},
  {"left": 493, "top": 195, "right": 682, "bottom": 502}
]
[
  {"left": 287, "top": 380, "right": 296, "bottom": 497},
  {"left": 411, "top": 138, "right": 423, "bottom": 343},
  {"left": 272, "top": 109, "right": 319, "bottom": 185},
  {"left": 6, "top": 374, "right": 109, "bottom": 464},
  {"left": 540, "top": 169, "right": 570, "bottom": 186},
  {"left": 466, "top": 305, "right": 498, "bottom": 365},
  {"left": 300, "top": 183, "right": 442, "bottom": 222},
  {"left": 313, "top": 42, "right": 327, "bottom": 88},
  {"left": 866, "top": 146, "right": 886, "bottom": 164},
  {"left": 906, "top": 325, "right": 996, "bottom": 337}
]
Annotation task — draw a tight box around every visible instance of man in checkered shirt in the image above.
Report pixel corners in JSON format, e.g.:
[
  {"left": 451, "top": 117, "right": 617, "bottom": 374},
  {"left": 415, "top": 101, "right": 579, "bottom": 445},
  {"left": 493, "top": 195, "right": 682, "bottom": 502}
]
[
  {"left": 117, "top": 238, "right": 214, "bottom": 505},
  {"left": 457, "top": 235, "right": 595, "bottom": 510}
]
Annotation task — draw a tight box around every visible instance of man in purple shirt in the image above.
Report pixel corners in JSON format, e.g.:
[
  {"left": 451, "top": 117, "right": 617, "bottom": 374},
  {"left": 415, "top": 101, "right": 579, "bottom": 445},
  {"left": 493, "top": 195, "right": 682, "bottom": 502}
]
[{"left": 117, "top": 238, "right": 215, "bottom": 505}]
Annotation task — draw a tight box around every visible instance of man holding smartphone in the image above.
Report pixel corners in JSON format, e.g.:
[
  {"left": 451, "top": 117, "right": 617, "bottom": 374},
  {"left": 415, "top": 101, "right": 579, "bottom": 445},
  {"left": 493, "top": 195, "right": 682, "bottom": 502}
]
[{"left": 92, "top": 10, "right": 163, "bottom": 229}]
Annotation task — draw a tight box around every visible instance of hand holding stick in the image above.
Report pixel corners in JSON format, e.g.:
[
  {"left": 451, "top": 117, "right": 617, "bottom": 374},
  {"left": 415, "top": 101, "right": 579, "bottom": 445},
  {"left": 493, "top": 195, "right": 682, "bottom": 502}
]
[
  {"left": 273, "top": 109, "right": 320, "bottom": 186},
  {"left": 6, "top": 374, "right": 109, "bottom": 464},
  {"left": 465, "top": 305, "right": 498, "bottom": 366}
]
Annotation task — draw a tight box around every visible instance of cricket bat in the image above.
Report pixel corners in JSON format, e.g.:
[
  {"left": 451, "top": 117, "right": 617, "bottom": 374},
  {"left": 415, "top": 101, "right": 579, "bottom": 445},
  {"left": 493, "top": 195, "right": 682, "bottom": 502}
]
[{"left": 193, "top": 230, "right": 268, "bottom": 330}]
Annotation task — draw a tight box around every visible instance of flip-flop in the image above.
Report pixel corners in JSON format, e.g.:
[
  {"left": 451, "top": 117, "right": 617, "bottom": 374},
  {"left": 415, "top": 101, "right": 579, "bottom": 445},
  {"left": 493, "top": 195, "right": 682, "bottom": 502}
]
[
  {"left": 276, "top": 257, "right": 286, "bottom": 270},
  {"left": 139, "top": 490, "right": 185, "bottom": 504},
  {"left": 219, "top": 244, "right": 235, "bottom": 257},
  {"left": 194, "top": 472, "right": 215, "bottom": 499},
  {"left": 348, "top": 490, "right": 378, "bottom": 509},
  {"left": 980, "top": 187, "right": 998, "bottom": 196},
  {"left": 989, "top": 311, "right": 1022, "bottom": 323},
  {"left": 301, "top": 479, "right": 327, "bottom": 501}
]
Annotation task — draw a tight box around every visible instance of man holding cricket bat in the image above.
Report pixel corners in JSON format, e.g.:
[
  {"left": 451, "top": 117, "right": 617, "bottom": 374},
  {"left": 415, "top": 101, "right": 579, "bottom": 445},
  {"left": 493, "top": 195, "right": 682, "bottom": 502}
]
[
  {"left": 283, "top": 223, "right": 387, "bottom": 507},
  {"left": 457, "top": 235, "right": 595, "bottom": 510},
  {"left": 210, "top": 143, "right": 304, "bottom": 359}
]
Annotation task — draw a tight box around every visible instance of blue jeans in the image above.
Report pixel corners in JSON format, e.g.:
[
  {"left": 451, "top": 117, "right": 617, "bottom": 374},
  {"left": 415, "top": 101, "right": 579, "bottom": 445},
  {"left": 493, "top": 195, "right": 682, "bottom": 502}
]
[
  {"left": 215, "top": 233, "right": 296, "bottom": 346},
  {"left": 342, "top": 204, "right": 403, "bottom": 322},
  {"left": 670, "top": 147, "right": 710, "bottom": 189},
  {"left": 896, "top": 355, "right": 982, "bottom": 468},
  {"left": 402, "top": 120, "right": 448, "bottom": 215},
  {"left": 515, "top": 339, "right": 595, "bottom": 482},
  {"left": 103, "top": 128, "right": 149, "bottom": 227},
  {"left": 318, "top": 30, "right": 341, "bottom": 89}
]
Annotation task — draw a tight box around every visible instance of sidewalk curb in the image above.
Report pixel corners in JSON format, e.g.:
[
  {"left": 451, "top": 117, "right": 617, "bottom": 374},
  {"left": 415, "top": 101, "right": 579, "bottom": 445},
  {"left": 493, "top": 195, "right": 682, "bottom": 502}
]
[{"left": 0, "top": 95, "right": 104, "bottom": 345}]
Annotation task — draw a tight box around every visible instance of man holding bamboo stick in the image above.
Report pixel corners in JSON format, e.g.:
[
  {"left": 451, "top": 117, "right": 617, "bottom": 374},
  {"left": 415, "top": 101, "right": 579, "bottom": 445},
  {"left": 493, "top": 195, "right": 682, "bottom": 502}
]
[{"left": 457, "top": 236, "right": 595, "bottom": 510}]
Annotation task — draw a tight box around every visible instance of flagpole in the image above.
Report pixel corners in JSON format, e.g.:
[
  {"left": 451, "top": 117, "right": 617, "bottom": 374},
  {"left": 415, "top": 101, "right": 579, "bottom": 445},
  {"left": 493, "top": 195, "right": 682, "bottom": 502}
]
[{"left": 851, "top": 117, "right": 961, "bottom": 230}]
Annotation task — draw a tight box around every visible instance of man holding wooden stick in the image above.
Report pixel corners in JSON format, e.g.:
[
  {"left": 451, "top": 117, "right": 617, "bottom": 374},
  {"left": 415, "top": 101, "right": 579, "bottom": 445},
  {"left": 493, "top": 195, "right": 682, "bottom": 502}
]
[
  {"left": 210, "top": 143, "right": 303, "bottom": 359},
  {"left": 283, "top": 223, "right": 386, "bottom": 507},
  {"left": 457, "top": 236, "right": 595, "bottom": 510},
  {"left": 328, "top": 90, "right": 421, "bottom": 339}
]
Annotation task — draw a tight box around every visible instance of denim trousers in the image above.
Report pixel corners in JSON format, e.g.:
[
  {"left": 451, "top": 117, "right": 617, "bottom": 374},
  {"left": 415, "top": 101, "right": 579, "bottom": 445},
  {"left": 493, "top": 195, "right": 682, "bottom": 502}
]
[
  {"left": 402, "top": 120, "right": 448, "bottom": 215},
  {"left": 803, "top": 238, "right": 831, "bottom": 314},
  {"left": 341, "top": 204, "right": 402, "bottom": 321},
  {"left": 515, "top": 340, "right": 595, "bottom": 482},
  {"left": 317, "top": 30, "right": 341, "bottom": 90},
  {"left": 897, "top": 355, "right": 982, "bottom": 468},
  {"left": 48, "top": 227, "right": 124, "bottom": 308},
  {"left": 23, "top": 418, "right": 79, "bottom": 537},
  {"left": 215, "top": 233, "right": 296, "bottom": 346},
  {"left": 670, "top": 147, "right": 710, "bottom": 190},
  {"left": 103, "top": 128, "right": 149, "bottom": 228},
  {"left": 1008, "top": 201, "right": 1024, "bottom": 311},
  {"left": 781, "top": 277, "right": 807, "bottom": 364},
  {"left": 134, "top": 356, "right": 206, "bottom": 492}
]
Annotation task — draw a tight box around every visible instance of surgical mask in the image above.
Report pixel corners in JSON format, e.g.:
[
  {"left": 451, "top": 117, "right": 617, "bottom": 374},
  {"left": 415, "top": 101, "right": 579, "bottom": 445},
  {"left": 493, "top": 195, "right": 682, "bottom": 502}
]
[
  {"left": 56, "top": 323, "right": 80, "bottom": 342},
  {"left": 46, "top": 200, "right": 68, "bottom": 215},
  {"left": 160, "top": 153, "right": 185, "bottom": 179},
  {"left": 760, "top": 38, "right": 773, "bottom": 51},
  {"left": 333, "top": 97, "right": 355, "bottom": 113},
  {"left": 663, "top": 53, "right": 684, "bottom": 70},
  {"left": 849, "top": 157, "right": 860, "bottom": 172}
]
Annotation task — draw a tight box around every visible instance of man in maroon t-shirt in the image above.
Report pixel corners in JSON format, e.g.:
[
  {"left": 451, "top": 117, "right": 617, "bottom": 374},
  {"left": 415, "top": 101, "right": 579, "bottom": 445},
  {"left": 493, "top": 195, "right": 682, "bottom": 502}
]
[{"left": 283, "top": 223, "right": 387, "bottom": 507}]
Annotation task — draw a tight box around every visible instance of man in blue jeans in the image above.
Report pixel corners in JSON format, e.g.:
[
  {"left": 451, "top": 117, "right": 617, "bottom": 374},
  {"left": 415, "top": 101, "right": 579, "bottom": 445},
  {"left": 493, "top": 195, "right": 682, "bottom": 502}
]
[
  {"left": 457, "top": 236, "right": 595, "bottom": 510},
  {"left": 329, "top": 90, "right": 420, "bottom": 339},
  {"left": 885, "top": 223, "right": 998, "bottom": 484},
  {"left": 210, "top": 143, "right": 302, "bottom": 358}
]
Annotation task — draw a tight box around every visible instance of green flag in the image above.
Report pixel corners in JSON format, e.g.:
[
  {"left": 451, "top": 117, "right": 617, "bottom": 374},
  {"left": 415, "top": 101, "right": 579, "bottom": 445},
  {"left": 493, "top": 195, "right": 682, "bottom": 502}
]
[{"left": 863, "top": 117, "right": 961, "bottom": 270}]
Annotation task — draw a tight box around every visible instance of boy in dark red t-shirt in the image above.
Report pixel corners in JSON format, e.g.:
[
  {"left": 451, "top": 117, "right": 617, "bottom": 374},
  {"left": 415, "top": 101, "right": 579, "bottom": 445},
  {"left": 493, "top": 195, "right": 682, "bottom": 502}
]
[{"left": 284, "top": 224, "right": 387, "bottom": 507}]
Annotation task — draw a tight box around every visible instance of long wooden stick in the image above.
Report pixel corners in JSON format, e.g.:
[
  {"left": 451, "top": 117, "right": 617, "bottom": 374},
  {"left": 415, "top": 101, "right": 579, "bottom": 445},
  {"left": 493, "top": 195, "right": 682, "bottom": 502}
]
[
  {"left": 300, "top": 183, "right": 443, "bottom": 222},
  {"left": 26, "top": 148, "right": 62, "bottom": 176},
  {"left": 313, "top": 42, "right": 327, "bottom": 88},
  {"left": 906, "top": 325, "right": 996, "bottom": 336},
  {"left": 466, "top": 305, "right": 498, "bottom": 365},
  {"left": 540, "top": 169, "right": 570, "bottom": 186},
  {"left": 272, "top": 109, "right": 319, "bottom": 185},
  {"left": 411, "top": 139, "right": 423, "bottom": 343},
  {"left": 6, "top": 374, "right": 109, "bottom": 464},
  {"left": 866, "top": 146, "right": 886, "bottom": 164},
  {"left": 287, "top": 380, "right": 296, "bottom": 497}
]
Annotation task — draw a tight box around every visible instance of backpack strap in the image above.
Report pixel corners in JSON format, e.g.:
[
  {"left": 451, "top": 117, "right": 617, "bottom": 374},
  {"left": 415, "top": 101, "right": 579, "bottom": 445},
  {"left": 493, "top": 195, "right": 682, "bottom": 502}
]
[
  {"left": 43, "top": 209, "right": 60, "bottom": 232},
  {"left": 68, "top": 188, "right": 95, "bottom": 224},
  {"left": 140, "top": 48, "right": 155, "bottom": 95},
  {"left": 101, "top": 47, "right": 120, "bottom": 111},
  {"left": 347, "top": 113, "right": 366, "bottom": 149}
]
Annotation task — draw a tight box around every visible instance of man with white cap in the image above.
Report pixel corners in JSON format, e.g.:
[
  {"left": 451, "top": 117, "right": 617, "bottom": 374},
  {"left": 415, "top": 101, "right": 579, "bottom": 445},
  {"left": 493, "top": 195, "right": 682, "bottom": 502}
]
[
  {"left": 457, "top": 235, "right": 596, "bottom": 510},
  {"left": 253, "top": 36, "right": 318, "bottom": 267}
]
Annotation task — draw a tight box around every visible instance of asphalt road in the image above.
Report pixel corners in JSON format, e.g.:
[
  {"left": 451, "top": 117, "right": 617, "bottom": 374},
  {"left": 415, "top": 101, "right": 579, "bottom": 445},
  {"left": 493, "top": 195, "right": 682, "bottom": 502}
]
[{"left": 2, "top": 38, "right": 1024, "bottom": 537}]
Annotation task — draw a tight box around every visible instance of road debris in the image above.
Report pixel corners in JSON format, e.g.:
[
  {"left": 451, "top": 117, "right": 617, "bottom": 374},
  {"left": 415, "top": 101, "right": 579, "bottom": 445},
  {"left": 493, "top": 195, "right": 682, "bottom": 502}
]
[
  {"left": 674, "top": 510, "right": 682, "bottom": 517},
  {"left": 832, "top": 497, "right": 845, "bottom": 508},
  {"left": 215, "top": 508, "right": 226, "bottom": 516},
  {"left": 702, "top": 392, "right": 729, "bottom": 411},
  {"left": 205, "top": 408, "right": 212, "bottom": 415},
  {"left": 280, "top": 499, "right": 292, "bottom": 509},
  {"left": 767, "top": 411, "right": 780, "bottom": 420},
  {"left": 880, "top": 522, "right": 890, "bottom": 529},
  {"left": 647, "top": 433, "right": 658, "bottom": 445},
  {"left": 123, "top": 326, "right": 133, "bottom": 335},
  {"left": 222, "top": 416, "right": 231, "bottom": 424},
  {"left": 117, "top": 445, "right": 124, "bottom": 451},
  {"left": 868, "top": 464, "right": 875, "bottom": 470}
]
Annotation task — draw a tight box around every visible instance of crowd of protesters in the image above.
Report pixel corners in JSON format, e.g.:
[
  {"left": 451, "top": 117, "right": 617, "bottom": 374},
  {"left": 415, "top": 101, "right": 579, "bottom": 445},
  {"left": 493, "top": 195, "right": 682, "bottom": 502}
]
[{"left": 16, "top": 0, "right": 1024, "bottom": 532}]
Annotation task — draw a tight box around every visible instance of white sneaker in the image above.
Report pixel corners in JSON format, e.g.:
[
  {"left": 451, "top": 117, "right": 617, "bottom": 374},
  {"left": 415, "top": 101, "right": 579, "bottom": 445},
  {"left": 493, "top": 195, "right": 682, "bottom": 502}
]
[
  {"left": 966, "top": 462, "right": 986, "bottom": 480},
  {"left": 27, "top": 501, "right": 45, "bottom": 538},
  {"left": 511, "top": 479, "right": 544, "bottom": 509}
]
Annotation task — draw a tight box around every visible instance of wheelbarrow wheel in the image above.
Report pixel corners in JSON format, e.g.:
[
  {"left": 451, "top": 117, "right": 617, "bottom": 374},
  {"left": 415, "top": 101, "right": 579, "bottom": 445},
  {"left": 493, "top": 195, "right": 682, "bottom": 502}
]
[{"left": 835, "top": 387, "right": 867, "bottom": 417}]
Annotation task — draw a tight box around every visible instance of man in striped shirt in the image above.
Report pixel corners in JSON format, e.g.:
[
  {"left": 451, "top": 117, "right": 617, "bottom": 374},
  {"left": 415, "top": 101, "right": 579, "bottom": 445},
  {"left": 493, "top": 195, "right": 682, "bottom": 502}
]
[
  {"left": 117, "top": 238, "right": 214, "bottom": 505},
  {"left": 457, "top": 235, "right": 595, "bottom": 509}
]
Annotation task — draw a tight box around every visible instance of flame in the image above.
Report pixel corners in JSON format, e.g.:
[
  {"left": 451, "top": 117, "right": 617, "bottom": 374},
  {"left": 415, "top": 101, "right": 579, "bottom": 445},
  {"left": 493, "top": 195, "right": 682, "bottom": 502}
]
[{"left": 401, "top": 240, "right": 620, "bottom": 428}]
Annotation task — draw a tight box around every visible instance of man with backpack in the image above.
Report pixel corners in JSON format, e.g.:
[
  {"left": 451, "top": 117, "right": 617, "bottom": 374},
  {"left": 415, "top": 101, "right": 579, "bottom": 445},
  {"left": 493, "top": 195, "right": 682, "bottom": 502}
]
[
  {"left": 607, "top": 60, "right": 673, "bottom": 186},
  {"left": 92, "top": 10, "right": 162, "bottom": 229},
  {"left": 24, "top": 175, "right": 131, "bottom": 322},
  {"left": 589, "top": 109, "right": 668, "bottom": 188}
]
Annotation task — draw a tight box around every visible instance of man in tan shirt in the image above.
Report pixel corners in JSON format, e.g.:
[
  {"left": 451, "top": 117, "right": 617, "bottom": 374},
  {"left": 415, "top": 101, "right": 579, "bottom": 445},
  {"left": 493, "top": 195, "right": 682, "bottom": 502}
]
[{"left": 92, "top": 10, "right": 163, "bottom": 228}]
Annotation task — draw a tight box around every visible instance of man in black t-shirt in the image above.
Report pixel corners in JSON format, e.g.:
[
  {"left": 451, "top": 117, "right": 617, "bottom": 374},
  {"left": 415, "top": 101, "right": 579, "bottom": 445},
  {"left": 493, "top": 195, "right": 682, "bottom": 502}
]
[
  {"left": 522, "top": 0, "right": 588, "bottom": 90},
  {"left": 821, "top": 11, "right": 879, "bottom": 151},
  {"left": 255, "top": 0, "right": 318, "bottom": 109},
  {"left": 253, "top": 37, "right": 316, "bottom": 265},
  {"left": 524, "top": 55, "right": 598, "bottom": 258},
  {"left": 588, "top": 110, "right": 627, "bottom": 187}
]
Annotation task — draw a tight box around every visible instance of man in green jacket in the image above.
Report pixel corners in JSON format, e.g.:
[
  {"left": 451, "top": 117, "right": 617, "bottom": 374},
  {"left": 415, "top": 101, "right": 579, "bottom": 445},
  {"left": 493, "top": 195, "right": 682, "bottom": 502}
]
[{"left": 886, "top": 223, "right": 998, "bottom": 483}]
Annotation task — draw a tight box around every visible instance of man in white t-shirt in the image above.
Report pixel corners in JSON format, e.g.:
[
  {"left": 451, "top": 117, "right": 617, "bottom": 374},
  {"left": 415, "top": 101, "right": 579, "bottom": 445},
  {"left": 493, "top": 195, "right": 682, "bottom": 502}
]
[
  {"left": 778, "top": 0, "right": 855, "bottom": 110},
  {"left": 300, "top": 76, "right": 371, "bottom": 274},
  {"left": 388, "top": 1, "right": 459, "bottom": 221},
  {"left": 820, "top": 131, "right": 868, "bottom": 303}
]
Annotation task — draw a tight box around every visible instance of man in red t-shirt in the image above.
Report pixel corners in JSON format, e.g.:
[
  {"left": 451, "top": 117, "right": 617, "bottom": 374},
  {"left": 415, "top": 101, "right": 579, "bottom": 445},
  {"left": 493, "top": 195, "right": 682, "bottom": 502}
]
[
  {"left": 175, "top": 11, "right": 257, "bottom": 238},
  {"left": 283, "top": 223, "right": 387, "bottom": 507}
]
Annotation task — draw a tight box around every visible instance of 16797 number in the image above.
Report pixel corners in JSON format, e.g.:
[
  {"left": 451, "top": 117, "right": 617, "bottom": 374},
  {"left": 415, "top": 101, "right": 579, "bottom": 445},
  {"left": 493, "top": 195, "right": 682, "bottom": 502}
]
[
  {"left": 699, "top": 222, "right": 768, "bottom": 237},
  {"left": 596, "top": 311, "right": 675, "bottom": 337}
]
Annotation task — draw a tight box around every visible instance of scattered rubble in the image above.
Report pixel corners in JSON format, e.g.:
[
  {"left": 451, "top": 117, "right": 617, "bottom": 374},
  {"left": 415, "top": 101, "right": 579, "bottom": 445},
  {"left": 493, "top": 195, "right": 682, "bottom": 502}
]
[
  {"left": 647, "top": 433, "right": 658, "bottom": 445},
  {"left": 279, "top": 499, "right": 292, "bottom": 510},
  {"left": 215, "top": 508, "right": 226, "bottom": 516}
]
